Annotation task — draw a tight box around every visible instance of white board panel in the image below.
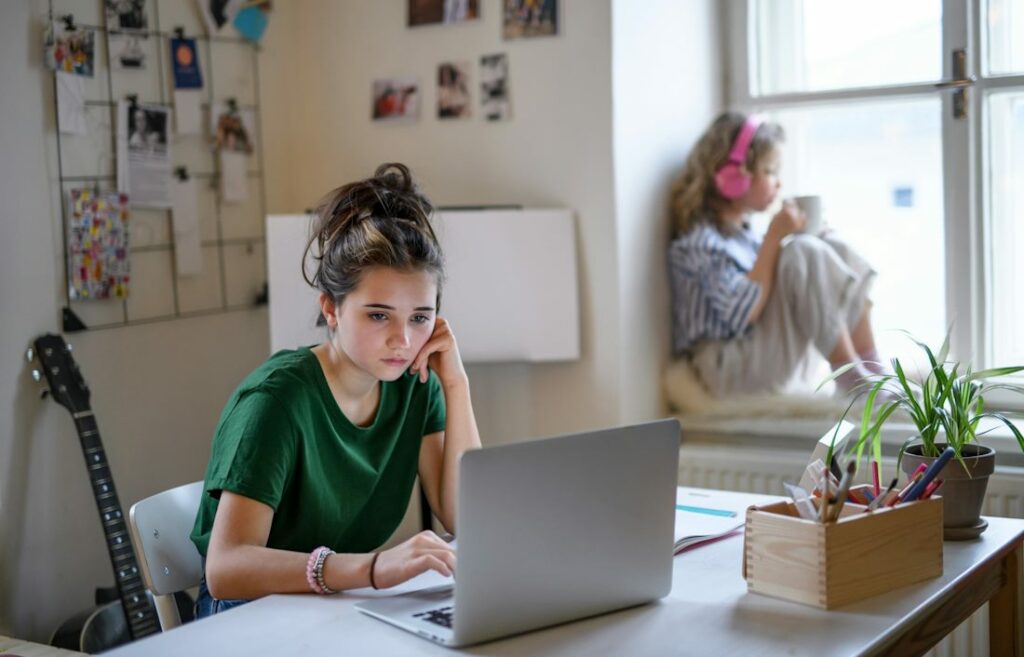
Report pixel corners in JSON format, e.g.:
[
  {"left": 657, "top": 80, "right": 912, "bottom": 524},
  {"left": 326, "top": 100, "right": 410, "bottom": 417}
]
[
  {"left": 265, "top": 213, "right": 321, "bottom": 353},
  {"left": 265, "top": 209, "right": 580, "bottom": 363}
]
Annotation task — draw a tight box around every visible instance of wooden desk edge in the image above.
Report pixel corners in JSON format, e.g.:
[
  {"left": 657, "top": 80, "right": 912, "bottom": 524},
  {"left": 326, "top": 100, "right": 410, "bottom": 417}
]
[{"left": 864, "top": 524, "right": 1024, "bottom": 657}]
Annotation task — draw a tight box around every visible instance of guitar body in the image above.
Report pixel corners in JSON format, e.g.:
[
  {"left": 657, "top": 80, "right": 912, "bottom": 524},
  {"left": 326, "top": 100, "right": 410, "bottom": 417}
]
[
  {"left": 50, "top": 588, "right": 195, "bottom": 653},
  {"left": 51, "top": 598, "right": 129, "bottom": 654}
]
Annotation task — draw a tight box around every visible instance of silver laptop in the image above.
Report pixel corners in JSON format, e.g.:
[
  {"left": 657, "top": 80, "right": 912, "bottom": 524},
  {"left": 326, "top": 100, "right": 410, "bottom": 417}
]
[{"left": 355, "top": 418, "right": 680, "bottom": 647}]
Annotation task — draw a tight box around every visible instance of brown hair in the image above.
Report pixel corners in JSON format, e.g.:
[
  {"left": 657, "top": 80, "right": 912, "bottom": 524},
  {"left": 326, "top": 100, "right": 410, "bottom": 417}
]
[
  {"left": 302, "top": 163, "right": 445, "bottom": 310},
  {"left": 669, "top": 112, "right": 785, "bottom": 236}
]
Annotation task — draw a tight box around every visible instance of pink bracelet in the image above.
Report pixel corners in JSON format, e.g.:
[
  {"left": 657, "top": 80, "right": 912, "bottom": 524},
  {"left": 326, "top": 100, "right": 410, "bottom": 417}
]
[{"left": 306, "top": 546, "right": 336, "bottom": 595}]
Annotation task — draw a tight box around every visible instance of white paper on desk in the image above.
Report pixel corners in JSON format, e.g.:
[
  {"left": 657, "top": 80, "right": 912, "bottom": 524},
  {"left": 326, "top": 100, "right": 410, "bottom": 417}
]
[
  {"left": 56, "top": 72, "right": 87, "bottom": 135},
  {"left": 220, "top": 150, "right": 248, "bottom": 203},
  {"left": 171, "top": 177, "right": 202, "bottom": 275},
  {"left": 174, "top": 89, "right": 202, "bottom": 135},
  {"left": 674, "top": 488, "right": 763, "bottom": 553}
]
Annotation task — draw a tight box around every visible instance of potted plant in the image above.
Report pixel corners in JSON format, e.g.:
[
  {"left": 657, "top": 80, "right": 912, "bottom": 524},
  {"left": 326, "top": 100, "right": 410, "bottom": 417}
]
[{"left": 825, "top": 332, "right": 1024, "bottom": 540}]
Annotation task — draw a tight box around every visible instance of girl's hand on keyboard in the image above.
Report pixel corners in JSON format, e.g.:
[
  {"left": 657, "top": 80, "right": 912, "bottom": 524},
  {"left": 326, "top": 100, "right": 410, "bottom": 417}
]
[{"left": 373, "top": 530, "right": 457, "bottom": 588}]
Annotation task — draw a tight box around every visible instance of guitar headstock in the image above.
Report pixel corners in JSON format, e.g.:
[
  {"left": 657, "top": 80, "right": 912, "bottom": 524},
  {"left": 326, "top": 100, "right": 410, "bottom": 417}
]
[{"left": 28, "top": 333, "right": 91, "bottom": 414}]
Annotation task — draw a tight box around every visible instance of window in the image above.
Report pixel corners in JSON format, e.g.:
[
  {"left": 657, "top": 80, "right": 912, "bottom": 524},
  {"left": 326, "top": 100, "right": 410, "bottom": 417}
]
[
  {"left": 752, "top": 0, "right": 941, "bottom": 95},
  {"left": 987, "top": 0, "right": 1024, "bottom": 76},
  {"left": 729, "top": 1, "right": 1024, "bottom": 395}
]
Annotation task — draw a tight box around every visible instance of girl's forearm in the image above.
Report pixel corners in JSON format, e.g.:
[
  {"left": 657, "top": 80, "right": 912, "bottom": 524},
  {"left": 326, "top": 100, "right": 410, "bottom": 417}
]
[
  {"left": 205, "top": 544, "right": 373, "bottom": 600},
  {"left": 746, "top": 232, "right": 783, "bottom": 323},
  {"left": 437, "top": 380, "right": 482, "bottom": 532}
]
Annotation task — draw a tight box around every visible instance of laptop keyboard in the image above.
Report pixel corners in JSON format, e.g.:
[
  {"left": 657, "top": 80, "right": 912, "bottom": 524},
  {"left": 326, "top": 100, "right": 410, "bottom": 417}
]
[{"left": 413, "top": 605, "right": 454, "bottom": 629}]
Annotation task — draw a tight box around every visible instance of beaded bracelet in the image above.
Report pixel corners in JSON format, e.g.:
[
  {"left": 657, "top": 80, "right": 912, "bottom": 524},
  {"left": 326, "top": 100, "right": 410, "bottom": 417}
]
[{"left": 306, "top": 546, "right": 337, "bottom": 595}]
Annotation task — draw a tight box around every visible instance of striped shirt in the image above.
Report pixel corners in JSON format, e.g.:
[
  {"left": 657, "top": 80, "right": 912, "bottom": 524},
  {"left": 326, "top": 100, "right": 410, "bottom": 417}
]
[{"left": 668, "top": 221, "right": 763, "bottom": 356}]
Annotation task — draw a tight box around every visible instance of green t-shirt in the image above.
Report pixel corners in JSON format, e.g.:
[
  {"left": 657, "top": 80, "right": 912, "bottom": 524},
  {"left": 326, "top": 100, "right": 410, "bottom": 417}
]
[{"left": 190, "top": 347, "right": 446, "bottom": 557}]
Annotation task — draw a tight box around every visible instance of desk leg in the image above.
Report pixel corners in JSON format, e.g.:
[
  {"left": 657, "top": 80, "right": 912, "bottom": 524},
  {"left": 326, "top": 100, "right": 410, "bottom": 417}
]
[{"left": 990, "top": 542, "right": 1022, "bottom": 657}]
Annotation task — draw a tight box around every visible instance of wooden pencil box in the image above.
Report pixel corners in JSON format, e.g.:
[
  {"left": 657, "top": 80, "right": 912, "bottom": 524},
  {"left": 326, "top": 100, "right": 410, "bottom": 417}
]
[{"left": 741, "top": 488, "right": 943, "bottom": 609}]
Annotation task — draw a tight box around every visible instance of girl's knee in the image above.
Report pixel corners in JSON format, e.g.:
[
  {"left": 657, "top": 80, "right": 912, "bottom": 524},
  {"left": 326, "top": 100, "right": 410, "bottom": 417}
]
[
  {"left": 781, "top": 234, "right": 826, "bottom": 259},
  {"left": 778, "top": 235, "right": 829, "bottom": 283}
]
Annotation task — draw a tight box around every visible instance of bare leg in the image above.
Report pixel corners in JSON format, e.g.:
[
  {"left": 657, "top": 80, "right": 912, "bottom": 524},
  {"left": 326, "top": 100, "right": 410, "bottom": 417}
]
[
  {"left": 851, "top": 303, "right": 889, "bottom": 374},
  {"left": 828, "top": 329, "right": 875, "bottom": 395},
  {"left": 850, "top": 303, "right": 877, "bottom": 355},
  {"left": 828, "top": 329, "right": 859, "bottom": 369}
]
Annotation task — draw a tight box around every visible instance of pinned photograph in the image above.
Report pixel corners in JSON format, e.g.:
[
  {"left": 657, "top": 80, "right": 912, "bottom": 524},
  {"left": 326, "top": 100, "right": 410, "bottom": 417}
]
[
  {"left": 128, "top": 105, "right": 168, "bottom": 154},
  {"left": 212, "top": 101, "right": 255, "bottom": 202},
  {"left": 119, "top": 101, "right": 172, "bottom": 208},
  {"left": 105, "top": 0, "right": 148, "bottom": 31},
  {"left": 111, "top": 32, "right": 147, "bottom": 69},
  {"left": 213, "top": 102, "right": 255, "bottom": 154},
  {"left": 503, "top": 0, "right": 557, "bottom": 38},
  {"left": 170, "top": 37, "right": 203, "bottom": 89},
  {"left": 198, "top": 0, "right": 244, "bottom": 34},
  {"left": 480, "top": 54, "right": 510, "bottom": 121},
  {"left": 372, "top": 78, "right": 420, "bottom": 122},
  {"left": 408, "top": 0, "right": 478, "bottom": 26},
  {"left": 44, "top": 20, "right": 95, "bottom": 77},
  {"left": 437, "top": 62, "right": 471, "bottom": 119}
]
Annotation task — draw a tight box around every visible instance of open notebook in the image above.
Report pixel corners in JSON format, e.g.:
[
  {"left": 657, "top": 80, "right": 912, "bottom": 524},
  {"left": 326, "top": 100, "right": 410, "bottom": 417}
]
[{"left": 674, "top": 487, "right": 761, "bottom": 554}]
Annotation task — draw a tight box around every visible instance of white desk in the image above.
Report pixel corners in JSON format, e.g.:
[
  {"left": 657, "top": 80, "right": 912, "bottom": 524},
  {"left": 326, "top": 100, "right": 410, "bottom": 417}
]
[{"left": 107, "top": 494, "right": 1023, "bottom": 657}]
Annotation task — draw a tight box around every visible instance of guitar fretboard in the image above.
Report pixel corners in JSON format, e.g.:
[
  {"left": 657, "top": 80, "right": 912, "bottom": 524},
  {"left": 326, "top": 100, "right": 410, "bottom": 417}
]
[{"left": 73, "top": 412, "right": 160, "bottom": 640}]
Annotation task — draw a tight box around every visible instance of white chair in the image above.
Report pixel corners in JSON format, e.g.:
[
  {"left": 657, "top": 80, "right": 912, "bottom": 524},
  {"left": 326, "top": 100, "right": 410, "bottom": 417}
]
[{"left": 128, "top": 481, "right": 204, "bottom": 630}]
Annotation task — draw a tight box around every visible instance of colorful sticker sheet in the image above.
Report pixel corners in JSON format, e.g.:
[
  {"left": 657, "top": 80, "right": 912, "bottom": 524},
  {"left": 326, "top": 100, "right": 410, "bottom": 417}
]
[{"left": 68, "top": 189, "right": 131, "bottom": 300}]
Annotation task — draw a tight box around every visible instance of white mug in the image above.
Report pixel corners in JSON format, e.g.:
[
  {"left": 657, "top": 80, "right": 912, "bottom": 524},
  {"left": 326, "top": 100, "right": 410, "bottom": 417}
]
[{"left": 791, "top": 195, "right": 824, "bottom": 235}]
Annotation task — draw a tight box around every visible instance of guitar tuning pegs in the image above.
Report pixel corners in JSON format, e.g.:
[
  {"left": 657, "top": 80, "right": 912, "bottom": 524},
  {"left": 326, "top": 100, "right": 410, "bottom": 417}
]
[
  {"left": 65, "top": 343, "right": 73, "bottom": 353},
  {"left": 30, "top": 369, "right": 49, "bottom": 398},
  {"left": 25, "top": 347, "right": 34, "bottom": 363}
]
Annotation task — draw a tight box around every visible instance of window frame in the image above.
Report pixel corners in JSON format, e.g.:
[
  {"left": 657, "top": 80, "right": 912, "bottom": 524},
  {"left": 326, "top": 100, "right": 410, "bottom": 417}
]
[{"left": 725, "top": 0, "right": 1024, "bottom": 412}]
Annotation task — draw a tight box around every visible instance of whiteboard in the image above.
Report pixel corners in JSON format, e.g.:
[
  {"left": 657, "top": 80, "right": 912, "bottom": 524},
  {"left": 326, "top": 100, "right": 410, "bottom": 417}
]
[{"left": 265, "top": 209, "right": 580, "bottom": 363}]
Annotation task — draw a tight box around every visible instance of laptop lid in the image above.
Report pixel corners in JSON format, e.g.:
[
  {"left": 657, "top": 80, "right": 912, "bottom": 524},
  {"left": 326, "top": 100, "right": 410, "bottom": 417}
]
[{"left": 451, "top": 418, "right": 680, "bottom": 646}]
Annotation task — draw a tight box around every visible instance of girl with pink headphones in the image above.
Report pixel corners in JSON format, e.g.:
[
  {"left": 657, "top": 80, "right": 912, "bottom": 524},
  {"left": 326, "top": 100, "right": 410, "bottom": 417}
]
[{"left": 668, "top": 112, "right": 885, "bottom": 399}]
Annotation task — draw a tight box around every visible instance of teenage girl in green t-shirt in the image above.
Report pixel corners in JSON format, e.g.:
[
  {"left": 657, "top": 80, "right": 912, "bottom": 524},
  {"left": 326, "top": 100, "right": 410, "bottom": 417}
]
[{"left": 191, "top": 163, "right": 481, "bottom": 616}]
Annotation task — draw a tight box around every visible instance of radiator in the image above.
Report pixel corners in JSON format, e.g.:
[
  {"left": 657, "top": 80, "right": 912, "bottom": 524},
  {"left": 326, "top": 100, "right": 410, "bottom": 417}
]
[{"left": 678, "top": 444, "right": 1024, "bottom": 657}]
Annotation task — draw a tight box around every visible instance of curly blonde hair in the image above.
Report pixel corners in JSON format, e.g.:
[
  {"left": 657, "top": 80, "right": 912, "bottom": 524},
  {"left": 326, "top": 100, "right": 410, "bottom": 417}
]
[{"left": 670, "top": 112, "right": 785, "bottom": 236}]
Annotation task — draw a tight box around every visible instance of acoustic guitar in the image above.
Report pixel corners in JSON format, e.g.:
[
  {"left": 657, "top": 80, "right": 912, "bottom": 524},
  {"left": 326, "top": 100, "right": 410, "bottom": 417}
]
[{"left": 29, "top": 333, "right": 190, "bottom": 652}]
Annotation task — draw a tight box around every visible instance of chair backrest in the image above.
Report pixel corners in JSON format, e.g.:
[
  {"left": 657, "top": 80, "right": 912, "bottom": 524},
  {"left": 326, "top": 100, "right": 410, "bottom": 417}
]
[{"left": 128, "top": 481, "right": 204, "bottom": 630}]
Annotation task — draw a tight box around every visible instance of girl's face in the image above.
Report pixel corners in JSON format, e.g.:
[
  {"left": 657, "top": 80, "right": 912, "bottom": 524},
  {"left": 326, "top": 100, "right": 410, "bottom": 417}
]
[
  {"left": 329, "top": 266, "right": 438, "bottom": 382},
  {"left": 737, "top": 147, "right": 782, "bottom": 212}
]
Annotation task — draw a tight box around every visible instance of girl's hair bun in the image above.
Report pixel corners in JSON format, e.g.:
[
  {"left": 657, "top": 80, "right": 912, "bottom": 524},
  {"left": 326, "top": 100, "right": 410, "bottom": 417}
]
[{"left": 302, "top": 163, "right": 445, "bottom": 312}]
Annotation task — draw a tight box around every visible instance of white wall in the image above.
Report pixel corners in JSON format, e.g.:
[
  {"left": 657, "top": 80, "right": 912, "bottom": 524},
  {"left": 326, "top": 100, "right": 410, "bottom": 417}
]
[
  {"left": 611, "top": 0, "right": 722, "bottom": 422},
  {"left": 0, "top": 0, "right": 291, "bottom": 641}
]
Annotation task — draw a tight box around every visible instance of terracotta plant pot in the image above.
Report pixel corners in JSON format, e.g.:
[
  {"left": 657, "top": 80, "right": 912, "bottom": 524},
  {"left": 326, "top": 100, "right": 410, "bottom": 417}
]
[{"left": 901, "top": 443, "right": 994, "bottom": 540}]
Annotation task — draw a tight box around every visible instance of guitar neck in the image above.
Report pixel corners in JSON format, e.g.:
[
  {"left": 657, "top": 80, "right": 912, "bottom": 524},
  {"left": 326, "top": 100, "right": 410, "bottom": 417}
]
[{"left": 73, "top": 412, "right": 160, "bottom": 640}]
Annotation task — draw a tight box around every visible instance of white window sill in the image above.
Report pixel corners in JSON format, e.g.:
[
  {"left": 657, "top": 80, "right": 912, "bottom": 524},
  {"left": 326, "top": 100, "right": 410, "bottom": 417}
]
[{"left": 678, "top": 413, "right": 1024, "bottom": 470}]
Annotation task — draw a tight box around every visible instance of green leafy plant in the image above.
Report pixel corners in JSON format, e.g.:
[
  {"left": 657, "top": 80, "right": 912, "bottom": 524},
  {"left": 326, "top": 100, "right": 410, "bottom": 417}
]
[{"left": 822, "top": 331, "right": 1024, "bottom": 472}]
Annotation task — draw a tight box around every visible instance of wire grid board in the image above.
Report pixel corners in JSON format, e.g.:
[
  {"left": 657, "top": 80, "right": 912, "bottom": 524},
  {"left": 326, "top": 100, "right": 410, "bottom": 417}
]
[{"left": 48, "top": 0, "right": 267, "bottom": 330}]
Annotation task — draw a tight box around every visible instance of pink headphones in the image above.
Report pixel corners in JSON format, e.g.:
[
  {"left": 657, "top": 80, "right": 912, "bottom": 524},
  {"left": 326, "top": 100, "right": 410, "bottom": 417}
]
[{"left": 714, "top": 114, "right": 764, "bottom": 200}]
